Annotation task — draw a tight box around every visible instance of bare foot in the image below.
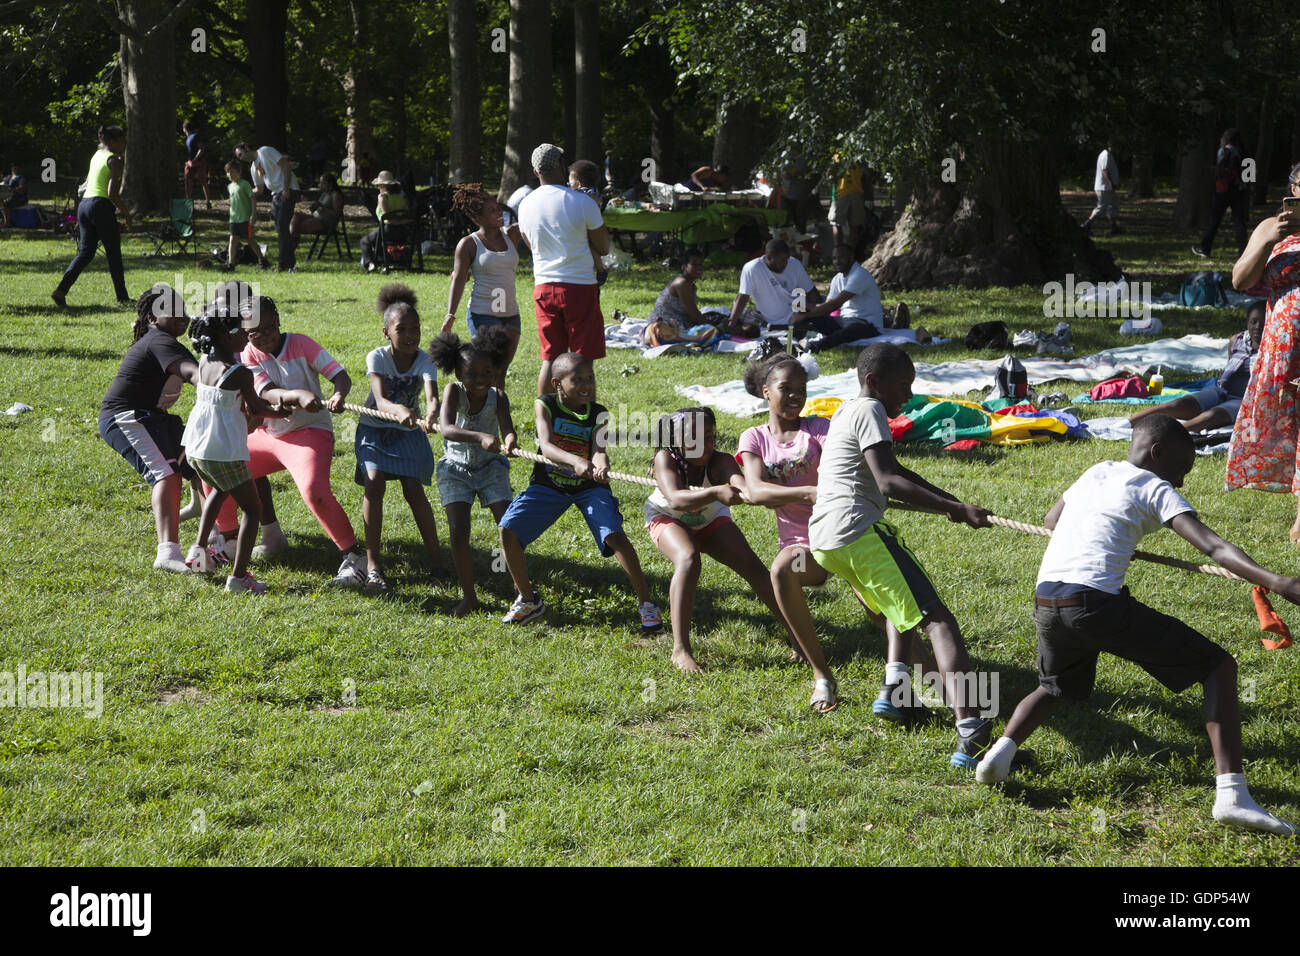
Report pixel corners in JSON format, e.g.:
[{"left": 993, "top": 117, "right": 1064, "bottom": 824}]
[
  {"left": 450, "top": 597, "right": 480, "bottom": 617},
  {"left": 1290, "top": 521, "right": 1300, "bottom": 546},
  {"left": 671, "top": 648, "right": 703, "bottom": 673}
]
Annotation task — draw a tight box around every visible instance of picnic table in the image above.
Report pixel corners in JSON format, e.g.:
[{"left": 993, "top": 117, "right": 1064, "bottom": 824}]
[{"left": 602, "top": 202, "right": 788, "bottom": 245}]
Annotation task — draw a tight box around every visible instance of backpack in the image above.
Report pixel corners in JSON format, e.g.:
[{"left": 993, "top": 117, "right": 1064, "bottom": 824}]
[
  {"left": 1215, "top": 145, "right": 1243, "bottom": 194},
  {"left": 964, "top": 321, "right": 1010, "bottom": 351},
  {"left": 988, "top": 355, "right": 1030, "bottom": 401},
  {"left": 1179, "top": 270, "right": 1227, "bottom": 308}
]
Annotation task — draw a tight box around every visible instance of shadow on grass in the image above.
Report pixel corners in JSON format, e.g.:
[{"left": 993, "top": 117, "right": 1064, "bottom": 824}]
[{"left": 0, "top": 343, "right": 121, "bottom": 362}]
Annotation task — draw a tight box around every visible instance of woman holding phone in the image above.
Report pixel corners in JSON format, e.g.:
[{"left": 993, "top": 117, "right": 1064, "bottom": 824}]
[
  {"left": 53, "top": 125, "right": 133, "bottom": 308},
  {"left": 1225, "top": 163, "right": 1300, "bottom": 538}
]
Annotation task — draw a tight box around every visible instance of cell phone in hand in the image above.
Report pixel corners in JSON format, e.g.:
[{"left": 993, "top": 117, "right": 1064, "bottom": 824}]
[{"left": 1282, "top": 196, "right": 1300, "bottom": 212}]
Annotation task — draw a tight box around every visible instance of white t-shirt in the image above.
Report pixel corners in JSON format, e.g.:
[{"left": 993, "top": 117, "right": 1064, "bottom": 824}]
[
  {"left": 828, "top": 262, "right": 883, "bottom": 326},
  {"left": 808, "top": 397, "right": 892, "bottom": 551},
  {"left": 518, "top": 185, "right": 602, "bottom": 285},
  {"left": 738, "top": 256, "right": 814, "bottom": 327},
  {"left": 1094, "top": 149, "right": 1118, "bottom": 192},
  {"left": 504, "top": 184, "right": 533, "bottom": 224},
  {"left": 1037, "top": 460, "right": 1195, "bottom": 595},
  {"left": 363, "top": 346, "right": 437, "bottom": 431},
  {"left": 250, "top": 145, "right": 300, "bottom": 194}
]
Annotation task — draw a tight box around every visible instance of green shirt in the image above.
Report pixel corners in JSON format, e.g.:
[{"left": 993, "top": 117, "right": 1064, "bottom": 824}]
[
  {"left": 228, "top": 179, "right": 253, "bottom": 223},
  {"left": 84, "top": 148, "right": 117, "bottom": 200}
]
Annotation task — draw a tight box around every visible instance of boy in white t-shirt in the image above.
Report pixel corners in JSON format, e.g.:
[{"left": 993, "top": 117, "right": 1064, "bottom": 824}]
[{"left": 977, "top": 415, "right": 1300, "bottom": 835}]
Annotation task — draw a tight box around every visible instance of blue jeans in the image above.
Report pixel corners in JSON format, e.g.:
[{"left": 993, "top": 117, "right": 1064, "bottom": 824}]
[
  {"left": 271, "top": 191, "right": 295, "bottom": 268},
  {"left": 57, "top": 197, "right": 128, "bottom": 301}
]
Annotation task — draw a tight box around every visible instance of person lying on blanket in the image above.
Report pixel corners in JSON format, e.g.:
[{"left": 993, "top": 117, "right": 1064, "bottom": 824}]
[{"left": 1129, "top": 301, "right": 1264, "bottom": 433}]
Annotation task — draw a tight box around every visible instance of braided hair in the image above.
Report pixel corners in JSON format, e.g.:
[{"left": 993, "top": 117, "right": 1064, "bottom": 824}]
[
  {"left": 188, "top": 303, "right": 241, "bottom": 355},
  {"left": 451, "top": 183, "right": 492, "bottom": 222},
  {"left": 743, "top": 351, "right": 804, "bottom": 398},
  {"left": 429, "top": 325, "right": 512, "bottom": 378},
  {"left": 654, "top": 406, "right": 715, "bottom": 488},
  {"left": 133, "top": 283, "right": 184, "bottom": 341}
]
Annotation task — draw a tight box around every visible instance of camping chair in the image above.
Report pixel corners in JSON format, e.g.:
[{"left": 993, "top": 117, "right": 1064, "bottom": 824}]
[
  {"left": 306, "top": 192, "right": 353, "bottom": 263},
  {"left": 376, "top": 207, "right": 423, "bottom": 273},
  {"left": 146, "top": 198, "right": 196, "bottom": 257}
]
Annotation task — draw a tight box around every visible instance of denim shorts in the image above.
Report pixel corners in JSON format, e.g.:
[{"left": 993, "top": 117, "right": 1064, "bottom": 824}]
[
  {"left": 1189, "top": 383, "right": 1242, "bottom": 420},
  {"left": 498, "top": 482, "right": 625, "bottom": 557},
  {"left": 436, "top": 455, "right": 513, "bottom": 508},
  {"left": 467, "top": 312, "right": 522, "bottom": 337}
]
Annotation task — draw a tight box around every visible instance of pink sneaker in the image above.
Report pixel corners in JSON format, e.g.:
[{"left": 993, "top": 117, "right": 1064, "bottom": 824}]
[{"left": 225, "top": 572, "right": 267, "bottom": 595}]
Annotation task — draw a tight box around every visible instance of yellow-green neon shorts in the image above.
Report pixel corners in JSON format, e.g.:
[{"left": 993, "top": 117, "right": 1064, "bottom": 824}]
[{"left": 811, "top": 520, "right": 944, "bottom": 631}]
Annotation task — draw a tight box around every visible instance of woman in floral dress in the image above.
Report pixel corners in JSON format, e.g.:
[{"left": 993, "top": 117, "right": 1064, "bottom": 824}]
[{"left": 1225, "top": 163, "right": 1300, "bottom": 539}]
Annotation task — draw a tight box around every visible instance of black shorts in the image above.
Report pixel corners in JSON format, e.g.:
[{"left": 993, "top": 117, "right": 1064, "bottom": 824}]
[
  {"left": 1034, "top": 587, "right": 1230, "bottom": 700},
  {"left": 229, "top": 220, "right": 251, "bottom": 238},
  {"left": 99, "top": 409, "right": 194, "bottom": 486}
]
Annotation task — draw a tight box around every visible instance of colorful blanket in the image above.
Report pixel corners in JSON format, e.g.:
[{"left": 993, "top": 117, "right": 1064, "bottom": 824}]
[{"left": 802, "top": 396, "right": 1075, "bottom": 448}]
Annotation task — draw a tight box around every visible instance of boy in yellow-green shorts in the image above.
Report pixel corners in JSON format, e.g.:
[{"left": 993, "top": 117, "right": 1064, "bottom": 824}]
[{"left": 808, "top": 343, "right": 995, "bottom": 768}]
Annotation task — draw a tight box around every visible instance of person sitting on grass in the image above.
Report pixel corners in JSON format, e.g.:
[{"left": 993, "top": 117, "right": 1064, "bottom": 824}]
[
  {"left": 976, "top": 414, "right": 1300, "bottom": 836},
  {"left": 646, "top": 406, "right": 808, "bottom": 674},
  {"left": 353, "top": 284, "right": 449, "bottom": 594},
  {"left": 429, "top": 326, "right": 519, "bottom": 617},
  {"left": 806, "top": 343, "right": 995, "bottom": 766},
  {"left": 727, "top": 239, "right": 818, "bottom": 335},
  {"left": 496, "top": 352, "right": 662, "bottom": 632},
  {"left": 1129, "top": 301, "right": 1264, "bottom": 434},
  {"left": 222, "top": 160, "right": 268, "bottom": 272},
  {"left": 649, "top": 249, "right": 717, "bottom": 328}
]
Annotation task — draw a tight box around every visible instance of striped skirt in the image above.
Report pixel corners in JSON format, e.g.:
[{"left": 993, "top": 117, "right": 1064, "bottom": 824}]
[{"left": 353, "top": 421, "right": 435, "bottom": 486}]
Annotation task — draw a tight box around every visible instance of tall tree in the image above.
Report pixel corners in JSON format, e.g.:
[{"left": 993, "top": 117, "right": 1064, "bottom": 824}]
[
  {"left": 573, "top": 0, "right": 600, "bottom": 164},
  {"left": 447, "top": 0, "right": 481, "bottom": 182},
  {"left": 99, "top": 0, "right": 202, "bottom": 213},
  {"left": 245, "top": 0, "right": 288, "bottom": 151},
  {"left": 499, "top": 0, "right": 551, "bottom": 198}
]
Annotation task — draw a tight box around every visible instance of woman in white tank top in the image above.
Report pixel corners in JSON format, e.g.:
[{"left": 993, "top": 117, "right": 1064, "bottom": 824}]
[{"left": 443, "top": 184, "right": 521, "bottom": 388}]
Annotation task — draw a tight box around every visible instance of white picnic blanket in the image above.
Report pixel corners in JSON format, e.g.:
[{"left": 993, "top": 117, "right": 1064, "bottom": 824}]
[
  {"left": 678, "top": 334, "right": 1232, "bottom": 417},
  {"left": 1081, "top": 416, "right": 1232, "bottom": 455}
]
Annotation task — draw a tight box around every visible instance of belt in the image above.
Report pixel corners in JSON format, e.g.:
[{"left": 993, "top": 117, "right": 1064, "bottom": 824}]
[{"left": 1036, "top": 595, "right": 1085, "bottom": 608}]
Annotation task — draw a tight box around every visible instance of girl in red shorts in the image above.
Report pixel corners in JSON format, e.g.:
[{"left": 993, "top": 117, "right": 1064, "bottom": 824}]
[{"left": 645, "top": 406, "right": 804, "bottom": 673}]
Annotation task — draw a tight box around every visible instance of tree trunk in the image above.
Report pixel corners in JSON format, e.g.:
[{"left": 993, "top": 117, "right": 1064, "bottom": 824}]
[
  {"left": 447, "top": 0, "right": 481, "bottom": 183},
  {"left": 573, "top": 0, "right": 601, "bottom": 164},
  {"left": 342, "top": 0, "right": 374, "bottom": 184},
  {"left": 1173, "top": 121, "right": 1217, "bottom": 232},
  {"left": 246, "top": 0, "right": 289, "bottom": 152},
  {"left": 500, "top": 0, "right": 552, "bottom": 199},
  {"left": 649, "top": 99, "right": 674, "bottom": 182},
  {"left": 865, "top": 137, "right": 1118, "bottom": 289},
  {"left": 713, "top": 96, "right": 762, "bottom": 184},
  {"left": 1129, "top": 131, "right": 1154, "bottom": 199},
  {"left": 561, "top": 24, "right": 576, "bottom": 154},
  {"left": 118, "top": 0, "right": 178, "bottom": 214},
  {"left": 1253, "top": 80, "right": 1277, "bottom": 207}
]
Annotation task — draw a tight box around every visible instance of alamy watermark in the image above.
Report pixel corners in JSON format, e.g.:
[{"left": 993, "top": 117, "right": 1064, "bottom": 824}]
[
  {"left": 0, "top": 666, "right": 103, "bottom": 718},
  {"left": 885, "top": 665, "right": 1000, "bottom": 717},
  {"left": 1043, "top": 275, "right": 1152, "bottom": 322}
]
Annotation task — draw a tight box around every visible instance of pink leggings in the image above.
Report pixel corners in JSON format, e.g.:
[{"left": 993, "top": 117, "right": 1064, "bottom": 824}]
[{"left": 214, "top": 427, "right": 357, "bottom": 550}]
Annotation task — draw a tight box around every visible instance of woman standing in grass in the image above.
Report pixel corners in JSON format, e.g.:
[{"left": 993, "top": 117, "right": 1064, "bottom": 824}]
[
  {"left": 52, "top": 125, "right": 133, "bottom": 308},
  {"left": 1225, "top": 163, "right": 1300, "bottom": 540},
  {"left": 99, "top": 285, "right": 198, "bottom": 573},
  {"left": 441, "top": 184, "right": 522, "bottom": 390}
]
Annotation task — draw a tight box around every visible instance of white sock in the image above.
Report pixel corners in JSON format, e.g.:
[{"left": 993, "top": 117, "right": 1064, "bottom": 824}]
[
  {"left": 885, "top": 661, "right": 910, "bottom": 685},
  {"left": 153, "top": 542, "right": 188, "bottom": 572},
  {"left": 260, "top": 520, "right": 287, "bottom": 545},
  {"left": 1212, "top": 773, "right": 1296, "bottom": 835},
  {"left": 975, "top": 736, "right": 1018, "bottom": 785}
]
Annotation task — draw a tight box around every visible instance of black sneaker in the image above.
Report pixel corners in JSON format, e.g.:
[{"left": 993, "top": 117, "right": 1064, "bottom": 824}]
[
  {"left": 950, "top": 718, "right": 993, "bottom": 769},
  {"left": 1191, "top": 245, "right": 1209, "bottom": 258}
]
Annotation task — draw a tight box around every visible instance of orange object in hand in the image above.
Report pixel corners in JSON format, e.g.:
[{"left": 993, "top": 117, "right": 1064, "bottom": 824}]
[{"left": 1252, "top": 586, "right": 1293, "bottom": 650}]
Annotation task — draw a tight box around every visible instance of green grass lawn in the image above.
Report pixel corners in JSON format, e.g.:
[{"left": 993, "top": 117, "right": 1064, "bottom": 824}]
[{"left": 1, "top": 196, "right": 1297, "bottom": 865}]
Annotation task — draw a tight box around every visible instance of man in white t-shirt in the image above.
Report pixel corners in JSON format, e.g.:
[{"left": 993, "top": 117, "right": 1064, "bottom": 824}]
[
  {"left": 235, "top": 142, "right": 301, "bottom": 270},
  {"left": 728, "top": 239, "right": 817, "bottom": 332},
  {"left": 516, "top": 143, "right": 610, "bottom": 396},
  {"left": 794, "top": 244, "right": 885, "bottom": 351},
  {"left": 1082, "top": 140, "right": 1120, "bottom": 236},
  {"left": 975, "top": 414, "right": 1300, "bottom": 836}
]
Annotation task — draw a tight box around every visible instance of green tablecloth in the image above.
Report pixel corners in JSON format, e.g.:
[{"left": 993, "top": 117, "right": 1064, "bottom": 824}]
[{"left": 603, "top": 203, "right": 788, "bottom": 243}]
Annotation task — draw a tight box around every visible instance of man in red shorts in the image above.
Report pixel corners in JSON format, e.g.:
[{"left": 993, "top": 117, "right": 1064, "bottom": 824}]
[{"left": 516, "top": 143, "right": 611, "bottom": 396}]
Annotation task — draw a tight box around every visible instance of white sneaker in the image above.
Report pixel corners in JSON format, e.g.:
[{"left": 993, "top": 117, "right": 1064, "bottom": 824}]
[
  {"left": 251, "top": 535, "right": 289, "bottom": 560},
  {"left": 154, "top": 543, "right": 190, "bottom": 573},
  {"left": 502, "top": 591, "right": 545, "bottom": 625},
  {"left": 331, "top": 552, "right": 367, "bottom": 588},
  {"left": 226, "top": 572, "right": 267, "bottom": 595},
  {"left": 186, "top": 544, "right": 217, "bottom": 573}
]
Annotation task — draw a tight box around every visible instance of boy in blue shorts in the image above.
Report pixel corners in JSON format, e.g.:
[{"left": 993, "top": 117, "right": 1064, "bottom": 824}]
[
  {"left": 498, "top": 352, "right": 662, "bottom": 631},
  {"left": 976, "top": 415, "right": 1300, "bottom": 835},
  {"left": 808, "top": 343, "right": 995, "bottom": 768}
]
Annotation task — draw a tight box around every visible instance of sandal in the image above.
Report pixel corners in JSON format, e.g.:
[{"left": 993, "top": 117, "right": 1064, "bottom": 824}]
[
  {"left": 365, "top": 569, "right": 389, "bottom": 594},
  {"left": 810, "top": 678, "right": 838, "bottom": 714}
]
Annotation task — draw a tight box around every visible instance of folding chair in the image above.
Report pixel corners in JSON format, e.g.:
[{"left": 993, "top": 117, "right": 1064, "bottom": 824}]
[
  {"left": 377, "top": 209, "right": 423, "bottom": 273},
  {"left": 306, "top": 213, "right": 352, "bottom": 262},
  {"left": 146, "top": 198, "right": 196, "bottom": 257}
]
